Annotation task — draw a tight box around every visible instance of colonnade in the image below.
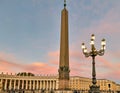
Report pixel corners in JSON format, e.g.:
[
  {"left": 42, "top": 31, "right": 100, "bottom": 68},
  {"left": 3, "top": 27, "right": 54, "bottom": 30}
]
[{"left": 0, "top": 79, "right": 57, "bottom": 91}]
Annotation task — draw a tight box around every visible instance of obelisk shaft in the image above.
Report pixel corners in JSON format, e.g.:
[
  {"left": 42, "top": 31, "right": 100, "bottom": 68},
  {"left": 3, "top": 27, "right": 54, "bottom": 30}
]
[{"left": 58, "top": 6, "right": 70, "bottom": 90}]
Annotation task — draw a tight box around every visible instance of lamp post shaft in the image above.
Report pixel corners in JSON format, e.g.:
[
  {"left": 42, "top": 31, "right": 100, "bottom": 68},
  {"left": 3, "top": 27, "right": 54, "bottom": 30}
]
[{"left": 92, "top": 56, "right": 96, "bottom": 85}]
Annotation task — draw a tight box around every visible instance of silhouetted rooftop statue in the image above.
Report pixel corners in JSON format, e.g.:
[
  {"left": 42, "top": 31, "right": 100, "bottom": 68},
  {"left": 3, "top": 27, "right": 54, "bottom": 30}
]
[{"left": 17, "top": 72, "right": 35, "bottom": 76}]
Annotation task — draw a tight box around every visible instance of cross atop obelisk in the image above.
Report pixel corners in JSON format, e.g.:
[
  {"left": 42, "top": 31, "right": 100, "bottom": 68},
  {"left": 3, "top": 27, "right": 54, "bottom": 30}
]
[
  {"left": 58, "top": 0, "right": 70, "bottom": 90},
  {"left": 64, "top": 0, "right": 66, "bottom": 8}
]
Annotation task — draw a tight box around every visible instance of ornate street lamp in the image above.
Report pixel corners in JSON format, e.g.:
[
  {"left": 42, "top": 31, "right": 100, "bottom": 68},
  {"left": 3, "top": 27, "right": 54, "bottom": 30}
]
[{"left": 81, "top": 34, "right": 106, "bottom": 93}]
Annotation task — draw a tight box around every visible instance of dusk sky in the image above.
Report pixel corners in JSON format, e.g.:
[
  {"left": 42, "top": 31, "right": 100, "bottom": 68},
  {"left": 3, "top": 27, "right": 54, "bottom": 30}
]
[{"left": 0, "top": 0, "right": 120, "bottom": 84}]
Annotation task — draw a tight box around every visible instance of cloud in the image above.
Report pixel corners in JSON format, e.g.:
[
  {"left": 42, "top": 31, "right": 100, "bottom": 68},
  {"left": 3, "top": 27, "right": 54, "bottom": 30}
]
[
  {"left": 0, "top": 52, "right": 24, "bottom": 73},
  {"left": 24, "top": 62, "right": 57, "bottom": 75},
  {"left": 0, "top": 59, "right": 25, "bottom": 73},
  {"left": 0, "top": 58, "right": 58, "bottom": 75},
  {"left": 0, "top": 52, "right": 58, "bottom": 75},
  {"left": 0, "top": 49, "right": 120, "bottom": 83}
]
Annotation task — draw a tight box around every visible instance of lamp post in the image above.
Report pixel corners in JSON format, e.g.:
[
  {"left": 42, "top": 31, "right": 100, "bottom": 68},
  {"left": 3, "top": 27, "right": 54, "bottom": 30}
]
[{"left": 81, "top": 34, "right": 106, "bottom": 93}]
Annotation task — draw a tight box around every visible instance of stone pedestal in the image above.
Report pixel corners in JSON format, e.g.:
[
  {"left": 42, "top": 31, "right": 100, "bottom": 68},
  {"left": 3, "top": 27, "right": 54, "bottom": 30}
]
[{"left": 89, "top": 85, "right": 100, "bottom": 93}]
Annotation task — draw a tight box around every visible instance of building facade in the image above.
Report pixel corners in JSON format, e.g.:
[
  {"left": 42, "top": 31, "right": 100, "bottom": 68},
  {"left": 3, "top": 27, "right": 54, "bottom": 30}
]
[
  {"left": 97, "top": 79, "right": 117, "bottom": 92},
  {"left": 116, "top": 84, "right": 120, "bottom": 92},
  {"left": 69, "top": 76, "right": 91, "bottom": 91},
  {"left": 0, "top": 72, "right": 58, "bottom": 92},
  {"left": 0, "top": 72, "right": 120, "bottom": 93}
]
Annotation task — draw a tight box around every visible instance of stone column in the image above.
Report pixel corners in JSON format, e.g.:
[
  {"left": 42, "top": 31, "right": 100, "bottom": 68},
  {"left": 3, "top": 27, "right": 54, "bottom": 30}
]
[
  {"left": 42, "top": 81, "right": 43, "bottom": 89},
  {"left": 46, "top": 81, "right": 48, "bottom": 90},
  {"left": 50, "top": 81, "right": 51, "bottom": 90},
  {"left": 48, "top": 80, "right": 50, "bottom": 89},
  {"left": 43, "top": 81, "right": 45, "bottom": 89},
  {"left": 37, "top": 80, "right": 39, "bottom": 90},
  {"left": 35, "top": 80, "right": 36, "bottom": 90},
  {"left": 22, "top": 80, "right": 24, "bottom": 89},
  {"left": 1, "top": 79, "right": 3, "bottom": 83},
  {"left": 4, "top": 79, "right": 7, "bottom": 90},
  {"left": 17, "top": 80, "right": 20, "bottom": 90},
  {"left": 40, "top": 81, "right": 42, "bottom": 89},
  {"left": 55, "top": 81, "right": 56, "bottom": 89},
  {"left": 33, "top": 80, "right": 35, "bottom": 90},
  {"left": 45, "top": 81, "right": 46, "bottom": 89},
  {"left": 51, "top": 81, "right": 53, "bottom": 89},
  {"left": 9, "top": 79, "right": 12, "bottom": 90},
  {"left": 26, "top": 80, "right": 28, "bottom": 90},
  {"left": 14, "top": 80, "right": 16, "bottom": 90},
  {"left": 30, "top": 80, "right": 32, "bottom": 90},
  {"left": 38, "top": 81, "right": 40, "bottom": 90},
  {"left": 53, "top": 81, "right": 55, "bottom": 89},
  {"left": 0, "top": 79, "right": 3, "bottom": 90}
]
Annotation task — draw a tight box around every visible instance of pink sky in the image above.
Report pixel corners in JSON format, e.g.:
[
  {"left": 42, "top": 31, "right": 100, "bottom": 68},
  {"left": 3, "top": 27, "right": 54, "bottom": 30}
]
[{"left": 0, "top": 48, "right": 120, "bottom": 84}]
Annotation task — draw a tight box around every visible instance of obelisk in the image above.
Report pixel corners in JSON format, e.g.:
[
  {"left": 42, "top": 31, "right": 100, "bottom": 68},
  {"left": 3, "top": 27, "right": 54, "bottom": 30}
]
[{"left": 58, "top": 0, "right": 70, "bottom": 90}]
